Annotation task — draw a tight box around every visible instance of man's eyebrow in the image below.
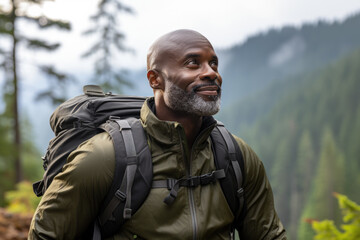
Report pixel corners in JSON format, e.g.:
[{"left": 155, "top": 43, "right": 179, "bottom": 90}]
[
  {"left": 182, "top": 53, "right": 219, "bottom": 61},
  {"left": 184, "top": 53, "right": 201, "bottom": 59}
]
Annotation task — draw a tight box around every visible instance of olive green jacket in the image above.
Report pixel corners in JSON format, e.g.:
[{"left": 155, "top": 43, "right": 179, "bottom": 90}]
[{"left": 29, "top": 98, "right": 286, "bottom": 240}]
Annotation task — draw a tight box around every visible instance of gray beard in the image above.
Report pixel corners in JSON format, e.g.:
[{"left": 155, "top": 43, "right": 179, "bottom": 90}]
[{"left": 164, "top": 80, "right": 221, "bottom": 116}]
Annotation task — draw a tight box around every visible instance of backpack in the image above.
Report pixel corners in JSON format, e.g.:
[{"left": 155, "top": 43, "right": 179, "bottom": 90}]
[{"left": 33, "top": 85, "right": 245, "bottom": 239}]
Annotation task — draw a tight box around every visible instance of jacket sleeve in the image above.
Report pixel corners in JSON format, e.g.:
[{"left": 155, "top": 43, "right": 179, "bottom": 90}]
[
  {"left": 233, "top": 136, "right": 287, "bottom": 240},
  {"left": 28, "top": 132, "right": 115, "bottom": 240}
]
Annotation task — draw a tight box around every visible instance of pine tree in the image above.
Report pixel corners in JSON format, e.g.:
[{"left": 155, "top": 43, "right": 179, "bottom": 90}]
[
  {"left": 82, "top": 0, "right": 134, "bottom": 93},
  {"left": 290, "top": 130, "right": 316, "bottom": 239},
  {"left": 298, "top": 127, "right": 346, "bottom": 239},
  {"left": 270, "top": 137, "right": 293, "bottom": 227},
  {"left": 0, "top": 0, "right": 71, "bottom": 183}
]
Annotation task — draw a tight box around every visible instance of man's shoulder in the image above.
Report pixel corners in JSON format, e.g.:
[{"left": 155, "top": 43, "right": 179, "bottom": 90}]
[
  {"left": 66, "top": 131, "right": 115, "bottom": 170},
  {"left": 230, "top": 134, "right": 258, "bottom": 159},
  {"left": 230, "top": 134, "right": 265, "bottom": 178}
]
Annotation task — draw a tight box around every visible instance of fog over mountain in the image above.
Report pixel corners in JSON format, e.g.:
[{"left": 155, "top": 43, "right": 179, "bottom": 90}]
[{"left": 27, "top": 11, "right": 360, "bottom": 150}]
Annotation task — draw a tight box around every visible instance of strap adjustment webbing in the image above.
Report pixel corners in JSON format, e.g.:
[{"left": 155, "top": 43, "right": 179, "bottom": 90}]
[
  {"left": 115, "top": 189, "right": 126, "bottom": 201},
  {"left": 152, "top": 169, "right": 226, "bottom": 205},
  {"left": 99, "top": 118, "right": 138, "bottom": 225}
]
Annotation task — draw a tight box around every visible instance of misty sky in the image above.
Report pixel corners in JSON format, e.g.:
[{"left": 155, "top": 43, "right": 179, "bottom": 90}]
[
  {"left": 1, "top": 0, "right": 360, "bottom": 149},
  {"left": 8, "top": 0, "right": 359, "bottom": 72},
  {"left": 0, "top": 0, "right": 360, "bottom": 88}
]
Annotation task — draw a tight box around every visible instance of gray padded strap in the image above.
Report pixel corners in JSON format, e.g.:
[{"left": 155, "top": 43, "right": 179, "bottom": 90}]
[
  {"left": 123, "top": 164, "right": 137, "bottom": 219},
  {"left": 98, "top": 119, "right": 138, "bottom": 225},
  {"left": 98, "top": 121, "right": 125, "bottom": 226},
  {"left": 116, "top": 119, "right": 137, "bottom": 159},
  {"left": 115, "top": 119, "right": 138, "bottom": 219}
]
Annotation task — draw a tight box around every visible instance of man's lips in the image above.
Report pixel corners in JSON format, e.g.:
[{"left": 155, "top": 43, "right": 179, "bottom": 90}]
[{"left": 194, "top": 85, "right": 220, "bottom": 96}]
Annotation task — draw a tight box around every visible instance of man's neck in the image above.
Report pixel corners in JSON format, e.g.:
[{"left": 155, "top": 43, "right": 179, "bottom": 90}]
[{"left": 155, "top": 96, "right": 202, "bottom": 149}]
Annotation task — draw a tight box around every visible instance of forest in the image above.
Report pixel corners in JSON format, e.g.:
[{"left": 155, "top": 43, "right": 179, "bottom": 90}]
[
  {"left": 218, "top": 12, "right": 360, "bottom": 240},
  {"left": 1, "top": 0, "right": 360, "bottom": 239},
  {"left": 220, "top": 47, "right": 360, "bottom": 239}
]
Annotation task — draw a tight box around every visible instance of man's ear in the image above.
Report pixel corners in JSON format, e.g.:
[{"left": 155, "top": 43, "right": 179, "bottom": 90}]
[{"left": 147, "top": 69, "right": 163, "bottom": 90}]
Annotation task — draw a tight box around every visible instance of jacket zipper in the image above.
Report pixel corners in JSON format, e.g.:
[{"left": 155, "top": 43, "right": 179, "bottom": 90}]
[
  {"left": 188, "top": 186, "right": 198, "bottom": 240},
  {"left": 179, "top": 124, "right": 216, "bottom": 240},
  {"left": 177, "top": 129, "right": 198, "bottom": 240},
  {"left": 188, "top": 144, "right": 198, "bottom": 240}
]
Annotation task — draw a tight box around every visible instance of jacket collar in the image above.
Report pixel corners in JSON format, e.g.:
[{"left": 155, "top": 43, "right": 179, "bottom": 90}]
[{"left": 140, "top": 97, "right": 217, "bottom": 147}]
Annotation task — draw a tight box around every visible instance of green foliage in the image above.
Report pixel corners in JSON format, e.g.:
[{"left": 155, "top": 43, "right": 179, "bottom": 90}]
[
  {"left": 311, "top": 127, "right": 345, "bottom": 221},
  {"left": 220, "top": 44, "right": 360, "bottom": 238},
  {"left": 23, "top": 15, "right": 71, "bottom": 30},
  {"left": 26, "top": 39, "right": 60, "bottom": 51},
  {"left": 21, "top": 116, "right": 43, "bottom": 182},
  {"left": 5, "top": 181, "right": 40, "bottom": 215},
  {"left": 312, "top": 220, "right": 341, "bottom": 240},
  {"left": 288, "top": 130, "right": 316, "bottom": 239},
  {"left": 298, "top": 207, "right": 317, "bottom": 240},
  {"left": 36, "top": 65, "right": 76, "bottom": 105},
  {"left": 312, "top": 193, "right": 360, "bottom": 240},
  {"left": 0, "top": 94, "right": 15, "bottom": 206},
  {"left": 298, "top": 128, "right": 346, "bottom": 239},
  {"left": 0, "top": 111, "right": 42, "bottom": 206}
]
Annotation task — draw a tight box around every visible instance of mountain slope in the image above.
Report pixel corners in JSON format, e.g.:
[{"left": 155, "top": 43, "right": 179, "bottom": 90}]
[
  {"left": 219, "top": 47, "right": 360, "bottom": 239},
  {"left": 219, "top": 11, "right": 360, "bottom": 105}
]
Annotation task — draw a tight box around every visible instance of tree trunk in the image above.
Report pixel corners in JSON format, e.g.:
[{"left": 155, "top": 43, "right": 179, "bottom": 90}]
[{"left": 11, "top": 0, "right": 22, "bottom": 183}]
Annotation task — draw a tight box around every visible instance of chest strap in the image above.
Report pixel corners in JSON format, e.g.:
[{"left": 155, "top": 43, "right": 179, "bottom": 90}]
[{"left": 152, "top": 169, "right": 226, "bottom": 205}]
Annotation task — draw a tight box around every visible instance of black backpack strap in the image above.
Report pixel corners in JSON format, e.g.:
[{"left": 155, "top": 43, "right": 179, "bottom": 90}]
[
  {"left": 96, "top": 117, "right": 152, "bottom": 239},
  {"left": 211, "top": 121, "right": 246, "bottom": 225},
  {"left": 152, "top": 169, "right": 226, "bottom": 205}
]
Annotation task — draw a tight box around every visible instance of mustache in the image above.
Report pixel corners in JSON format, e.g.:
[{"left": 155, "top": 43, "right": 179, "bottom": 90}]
[{"left": 192, "top": 82, "right": 221, "bottom": 93}]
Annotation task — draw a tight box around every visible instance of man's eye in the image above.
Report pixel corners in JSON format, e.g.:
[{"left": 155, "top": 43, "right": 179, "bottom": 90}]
[
  {"left": 186, "top": 59, "right": 198, "bottom": 66},
  {"left": 210, "top": 60, "right": 218, "bottom": 68}
]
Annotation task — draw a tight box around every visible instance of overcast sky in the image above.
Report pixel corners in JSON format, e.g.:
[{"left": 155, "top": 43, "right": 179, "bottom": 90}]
[
  {"left": 12, "top": 0, "right": 359, "bottom": 73},
  {"left": 1, "top": 0, "right": 360, "bottom": 85},
  {"left": 1, "top": 0, "right": 360, "bottom": 148}
]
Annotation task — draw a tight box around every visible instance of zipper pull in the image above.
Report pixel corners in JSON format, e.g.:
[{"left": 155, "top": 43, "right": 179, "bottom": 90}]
[{"left": 230, "top": 230, "right": 234, "bottom": 240}]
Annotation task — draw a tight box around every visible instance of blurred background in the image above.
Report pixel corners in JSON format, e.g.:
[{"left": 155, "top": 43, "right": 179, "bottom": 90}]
[{"left": 1, "top": 0, "right": 360, "bottom": 239}]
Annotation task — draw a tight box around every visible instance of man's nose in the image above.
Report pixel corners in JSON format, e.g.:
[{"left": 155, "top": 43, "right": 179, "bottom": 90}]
[{"left": 199, "top": 64, "right": 218, "bottom": 81}]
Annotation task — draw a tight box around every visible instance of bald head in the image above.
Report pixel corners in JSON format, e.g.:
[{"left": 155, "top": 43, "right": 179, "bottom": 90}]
[{"left": 147, "top": 29, "right": 214, "bottom": 71}]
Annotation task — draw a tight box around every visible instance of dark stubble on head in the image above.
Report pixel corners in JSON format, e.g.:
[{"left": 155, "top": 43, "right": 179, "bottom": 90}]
[{"left": 164, "top": 80, "right": 221, "bottom": 116}]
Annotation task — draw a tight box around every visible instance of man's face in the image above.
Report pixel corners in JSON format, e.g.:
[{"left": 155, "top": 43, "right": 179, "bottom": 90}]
[{"left": 159, "top": 39, "right": 223, "bottom": 116}]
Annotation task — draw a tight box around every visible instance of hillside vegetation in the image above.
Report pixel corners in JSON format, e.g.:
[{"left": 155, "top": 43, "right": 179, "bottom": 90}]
[{"left": 220, "top": 45, "right": 360, "bottom": 240}]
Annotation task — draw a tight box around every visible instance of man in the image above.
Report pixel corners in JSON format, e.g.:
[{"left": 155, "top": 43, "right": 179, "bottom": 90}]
[{"left": 29, "top": 29, "right": 286, "bottom": 239}]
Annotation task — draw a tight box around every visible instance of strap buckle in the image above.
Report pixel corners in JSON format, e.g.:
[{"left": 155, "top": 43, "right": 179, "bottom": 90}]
[
  {"left": 237, "top": 188, "right": 244, "bottom": 197},
  {"left": 115, "top": 190, "right": 126, "bottom": 201},
  {"left": 187, "top": 176, "right": 200, "bottom": 187},
  {"left": 166, "top": 179, "right": 176, "bottom": 190},
  {"left": 200, "top": 171, "right": 217, "bottom": 185}
]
